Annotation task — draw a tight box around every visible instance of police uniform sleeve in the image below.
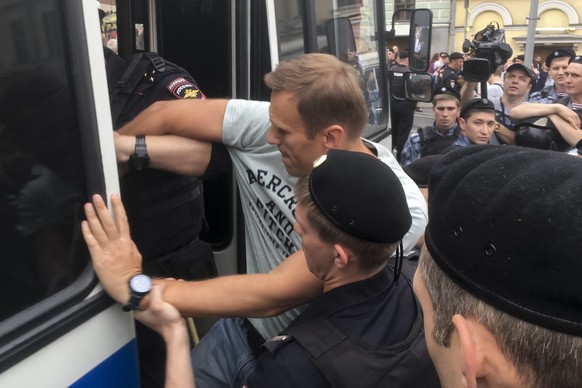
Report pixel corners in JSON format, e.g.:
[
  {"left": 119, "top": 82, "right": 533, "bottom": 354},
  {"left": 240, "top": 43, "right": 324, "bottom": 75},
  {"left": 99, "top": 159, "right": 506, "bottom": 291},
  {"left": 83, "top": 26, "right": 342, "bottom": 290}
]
[{"left": 246, "top": 340, "right": 329, "bottom": 388}]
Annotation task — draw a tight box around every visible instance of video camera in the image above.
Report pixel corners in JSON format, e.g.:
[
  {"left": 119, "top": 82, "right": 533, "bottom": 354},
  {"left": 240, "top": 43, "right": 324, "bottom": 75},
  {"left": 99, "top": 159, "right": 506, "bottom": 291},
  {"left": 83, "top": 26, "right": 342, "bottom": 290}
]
[{"left": 462, "top": 22, "right": 513, "bottom": 82}]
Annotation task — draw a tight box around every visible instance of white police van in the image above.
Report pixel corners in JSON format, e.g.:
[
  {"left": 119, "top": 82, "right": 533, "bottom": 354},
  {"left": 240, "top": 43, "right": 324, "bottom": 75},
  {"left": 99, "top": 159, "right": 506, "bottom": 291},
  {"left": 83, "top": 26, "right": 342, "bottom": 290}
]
[{"left": 0, "top": 1, "right": 431, "bottom": 385}]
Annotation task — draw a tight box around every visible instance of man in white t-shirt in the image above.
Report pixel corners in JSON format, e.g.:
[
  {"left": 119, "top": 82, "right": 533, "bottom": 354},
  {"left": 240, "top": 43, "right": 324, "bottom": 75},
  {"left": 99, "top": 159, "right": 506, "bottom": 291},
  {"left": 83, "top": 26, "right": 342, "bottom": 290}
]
[{"left": 84, "top": 53, "right": 427, "bottom": 387}]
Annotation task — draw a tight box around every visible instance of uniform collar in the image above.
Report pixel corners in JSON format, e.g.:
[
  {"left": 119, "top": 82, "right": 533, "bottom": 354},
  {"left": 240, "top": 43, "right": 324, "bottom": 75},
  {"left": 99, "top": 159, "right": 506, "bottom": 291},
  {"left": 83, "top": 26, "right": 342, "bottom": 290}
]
[{"left": 292, "top": 265, "right": 394, "bottom": 324}]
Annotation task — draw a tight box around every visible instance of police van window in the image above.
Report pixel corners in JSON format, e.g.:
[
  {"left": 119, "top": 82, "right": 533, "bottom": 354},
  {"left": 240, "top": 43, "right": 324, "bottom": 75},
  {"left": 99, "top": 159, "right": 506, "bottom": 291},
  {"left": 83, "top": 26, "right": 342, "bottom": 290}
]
[
  {"left": 273, "top": 1, "right": 305, "bottom": 62},
  {"left": 315, "top": 0, "right": 385, "bottom": 126},
  {"left": 0, "top": 0, "right": 89, "bottom": 323}
]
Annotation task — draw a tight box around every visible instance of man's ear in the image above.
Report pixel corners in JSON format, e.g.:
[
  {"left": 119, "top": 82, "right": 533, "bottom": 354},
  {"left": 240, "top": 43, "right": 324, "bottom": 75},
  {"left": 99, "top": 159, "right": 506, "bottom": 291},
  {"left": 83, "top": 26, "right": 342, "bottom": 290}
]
[
  {"left": 322, "top": 125, "right": 345, "bottom": 150},
  {"left": 459, "top": 117, "right": 467, "bottom": 133},
  {"left": 333, "top": 244, "right": 350, "bottom": 269},
  {"left": 451, "top": 314, "right": 479, "bottom": 388}
]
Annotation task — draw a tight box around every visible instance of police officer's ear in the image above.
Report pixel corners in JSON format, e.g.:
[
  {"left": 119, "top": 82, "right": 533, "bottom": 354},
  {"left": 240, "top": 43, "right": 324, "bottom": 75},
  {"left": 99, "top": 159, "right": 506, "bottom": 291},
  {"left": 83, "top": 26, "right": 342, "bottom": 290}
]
[
  {"left": 333, "top": 244, "right": 350, "bottom": 270},
  {"left": 321, "top": 124, "right": 345, "bottom": 150}
]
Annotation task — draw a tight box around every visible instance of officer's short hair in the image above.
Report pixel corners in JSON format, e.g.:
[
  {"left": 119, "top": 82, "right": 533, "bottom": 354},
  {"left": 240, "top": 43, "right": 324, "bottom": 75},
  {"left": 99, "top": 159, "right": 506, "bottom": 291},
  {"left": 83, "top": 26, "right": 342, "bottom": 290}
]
[
  {"left": 264, "top": 53, "right": 368, "bottom": 140},
  {"left": 420, "top": 145, "right": 582, "bottom": 388},
  {"left": 294, "top": 149, "right": 410, "bottom": 271}
]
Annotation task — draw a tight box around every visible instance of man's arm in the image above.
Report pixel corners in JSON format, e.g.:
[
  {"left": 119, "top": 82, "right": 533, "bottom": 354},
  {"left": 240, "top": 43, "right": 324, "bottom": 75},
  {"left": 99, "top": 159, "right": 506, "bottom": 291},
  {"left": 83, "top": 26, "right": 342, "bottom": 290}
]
[
  {"left": 82, "top": 194, "right": 323, "bottom": 318},
  {"left": 135, "top": 284, "right": 195, "bottom": 388},
  {"left": 510, "top": 103, "right": 581, "bottom": 129},
  {"left": 494, "top": 123, "right": 516, "bottom": 145},
  {"left": 460, "top": 81, "right": 478, "bottom": 105},
  {"left": 118, "top": 99, "right": 229, "bottom": 142},
  {"left": 547, "top": 114, "right": 582, "bottom": 146},
  {"left": 115, "top": 132, "right": 212, "bottom": 176}
]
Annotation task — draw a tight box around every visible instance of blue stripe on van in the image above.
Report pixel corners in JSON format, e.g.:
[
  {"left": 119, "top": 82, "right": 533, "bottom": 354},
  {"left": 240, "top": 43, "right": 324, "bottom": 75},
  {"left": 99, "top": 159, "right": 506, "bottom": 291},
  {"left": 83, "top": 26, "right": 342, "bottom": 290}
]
[{"left": 69, "top": 339, "right": 140, "bottom": 388}]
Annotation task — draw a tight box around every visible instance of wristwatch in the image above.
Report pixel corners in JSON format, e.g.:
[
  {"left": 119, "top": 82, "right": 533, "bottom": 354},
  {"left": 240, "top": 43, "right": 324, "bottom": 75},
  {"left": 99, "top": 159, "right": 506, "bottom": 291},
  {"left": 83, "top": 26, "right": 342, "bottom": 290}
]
[
  {"left": 128, "top": 135, "right": 151, "bottom": 170},
  {"left": 122, "top": 274, "right": 153, "bottom": 312}
]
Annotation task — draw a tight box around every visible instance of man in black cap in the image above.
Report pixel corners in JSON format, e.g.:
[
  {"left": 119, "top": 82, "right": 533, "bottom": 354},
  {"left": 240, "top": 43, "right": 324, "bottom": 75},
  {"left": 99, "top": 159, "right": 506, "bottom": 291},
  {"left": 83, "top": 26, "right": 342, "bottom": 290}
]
[
  {"left": 414, "top": 145, "right": 582, "bottom": 388},
  {"left": 435, "top": 52, "right": 464, "bottom": 92},
  {"left": 401, "top": 87, "right": 461, "bottom": 166},
  {"left": 245, "top": 149, "right": 439, "bottom": 387},
  {"left": 390, "top": 49, "right": 418, "bottom": 161},
  {"left": 529, "top": 48, "right": 575, "bottom": 103},
  {"left": 445, "top": 98, "right": 496, "bottom": 150}
]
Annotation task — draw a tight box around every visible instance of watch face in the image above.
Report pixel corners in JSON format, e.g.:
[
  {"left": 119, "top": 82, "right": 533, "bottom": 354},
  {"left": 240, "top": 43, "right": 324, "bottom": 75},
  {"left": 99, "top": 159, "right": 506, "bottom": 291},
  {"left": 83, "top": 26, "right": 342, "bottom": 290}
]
[{"left": 130, "top": 274, "right": 152, "bottom": 293}]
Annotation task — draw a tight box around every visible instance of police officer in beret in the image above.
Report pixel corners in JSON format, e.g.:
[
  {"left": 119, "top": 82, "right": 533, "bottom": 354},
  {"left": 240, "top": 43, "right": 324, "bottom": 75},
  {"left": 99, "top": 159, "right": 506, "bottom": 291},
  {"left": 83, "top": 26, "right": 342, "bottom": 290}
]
[
  {"left": 244, "top": 149, "right": 439, "bottom": 387},
  {"left": 94, "top": 150, "right": 441, "bottom": 388},
  {"left": 529, "top": 48, "right": 575, "bottom": 103},
  {"left": 414, "top": 145, "right": 582, "bottom": 388},
  {"left": 443, "top": 98, "right": 496, "bottom": 151},
  {"left": 401, "top": 87, "right": 461, "bottom": 166}
]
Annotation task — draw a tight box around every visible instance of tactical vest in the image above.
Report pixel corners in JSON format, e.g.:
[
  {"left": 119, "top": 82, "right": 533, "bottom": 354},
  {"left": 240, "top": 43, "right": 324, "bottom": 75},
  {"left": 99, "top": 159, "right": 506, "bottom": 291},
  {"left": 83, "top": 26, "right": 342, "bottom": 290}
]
[
  {"left": 275, "top": 287, "right": 440, "bottom": 387},
  {"left": 106, "top": 50, "right": 215, "bottom": 280},
  {"left": 418, "top": 124, "right": 461, "bottom": 156}
]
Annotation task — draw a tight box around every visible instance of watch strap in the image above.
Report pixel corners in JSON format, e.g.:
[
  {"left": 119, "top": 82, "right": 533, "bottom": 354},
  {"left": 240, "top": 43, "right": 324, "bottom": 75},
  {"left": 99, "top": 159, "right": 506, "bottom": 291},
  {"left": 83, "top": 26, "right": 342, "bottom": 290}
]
[{"left": 129, "top": 135, "right": 151, "bottom": 170}]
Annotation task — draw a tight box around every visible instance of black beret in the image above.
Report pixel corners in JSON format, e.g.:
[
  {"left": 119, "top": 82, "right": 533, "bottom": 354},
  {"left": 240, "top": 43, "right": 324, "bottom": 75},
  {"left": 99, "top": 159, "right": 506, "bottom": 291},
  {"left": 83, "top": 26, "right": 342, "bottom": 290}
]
[
  {"left": 434, "top": 86, "right": 461, "bottom": 101},
  {"left": 460, "top": 98, "right": 495, "bottom": 119},
  {"left": 570, "top": 55, "right": 582, "bottom": 65},
  {"left": 449, "top": 52, "right": 464, "bottom": 60},
  {"left": 403, "top": 155, "right": 444, "bottom": 188},
  {"left": 426, "top": 145, "right": 582, "bottom": 336},
  {"left": 398, "top": 50, "right": 410, "bottom": 59},
  {"left": 309, "top": 149, "right": 411, "bottom": 243},
  {"left": 506, "top": 63, "right": 536, "bottom": 84},
  {"left": 546, "top": 48, "right": 575, "bottom": 67}
]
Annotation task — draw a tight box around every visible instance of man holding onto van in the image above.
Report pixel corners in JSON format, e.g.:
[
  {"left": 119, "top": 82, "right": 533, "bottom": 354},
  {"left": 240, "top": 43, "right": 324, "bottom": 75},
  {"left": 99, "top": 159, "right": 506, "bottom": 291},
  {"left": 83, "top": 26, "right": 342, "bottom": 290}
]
[
  {"left": 98, "top": 53, "right": 428, "bottom": 387},
  {"left": 103, "top": 149, "right": 439, "bottom": 387},
  {"left": 414, "top": 145, "right": 582, "bottom": 387}
]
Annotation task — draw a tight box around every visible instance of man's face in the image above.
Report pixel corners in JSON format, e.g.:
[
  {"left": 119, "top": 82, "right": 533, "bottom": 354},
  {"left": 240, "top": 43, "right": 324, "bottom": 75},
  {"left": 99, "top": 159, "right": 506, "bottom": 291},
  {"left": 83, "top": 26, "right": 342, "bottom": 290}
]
[
  {"left": 565, "top": 62, "right": 582, "bottom": 100},
  {"left": 433, "top": 99, "right": 460, "bottom": 132},
  {"left": 503, "top": 69, "right": 532, "bottom": 98},
  {"left": 460, "top": 111, "right": 496, "bottom": 144},
  {"left": 294, "top": 203, "right": 335, "bottom": 280},
  {"left": 450, "top": 58, "right": 463, "bottom": 70},
  {"left": 548, "top": 57, "right": 570, "bottom": 88},
  {"left": 267, "top": 90, "right": 328, "bottom": 177},
  {"left": 387, "top": 51, "right": 395, "bottom": 62}
]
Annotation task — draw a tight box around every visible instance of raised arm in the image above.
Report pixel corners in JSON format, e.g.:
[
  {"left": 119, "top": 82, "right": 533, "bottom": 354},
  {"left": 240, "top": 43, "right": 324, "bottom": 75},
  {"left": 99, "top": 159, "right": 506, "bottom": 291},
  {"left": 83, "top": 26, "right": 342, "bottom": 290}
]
[
  {"left": 511, "top": 103, "right": 581, "bottom": 129},
  {"left": 118, "top": 99, "right": 229, "bottom": 142},
  {"left": 460, "top": 81, "right": 478, "bottom": 105},
  {"left": 82, "top": 194, "right": 323, "bottom": 318},
  {"left": 114, "top": 132, "right": 212, "bottom": 176}
]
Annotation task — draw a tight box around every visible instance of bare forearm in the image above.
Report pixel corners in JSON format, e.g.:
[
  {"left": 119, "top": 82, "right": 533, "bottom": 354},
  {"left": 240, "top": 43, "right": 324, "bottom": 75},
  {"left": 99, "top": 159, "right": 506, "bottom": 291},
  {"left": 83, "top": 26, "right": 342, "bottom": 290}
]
[
  {"left": 510, "top": 103, "right": 560, "bottom": 120},
  {"left": 548, "top": 114, "right": 582, "bottom": 146},
  {"left": 118, "top": 99, "right": 228, "bottom": 142},
  {"left": 156, "top": 252, "right": 323, "bottom": 318},
  {"left": 116, "top": 134, "right": 212, "bottom": 176},
  {"left": 494, "top": 124, "right": 516, "bottom": 145},
  {"left": 460, "top": 82, "right": 478, "bottom": 105},
  {"left": 163, "top": 323, "right": 195, "bottom": 388}
]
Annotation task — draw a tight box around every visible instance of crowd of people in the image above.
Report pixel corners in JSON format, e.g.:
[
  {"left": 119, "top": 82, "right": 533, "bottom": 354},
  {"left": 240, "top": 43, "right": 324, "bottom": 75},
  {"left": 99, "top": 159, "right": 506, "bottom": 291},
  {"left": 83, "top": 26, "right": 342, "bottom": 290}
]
[
  {"left": 78, "top": 43, "right": 582, "bottom": 388},
  {"left": 399, "top": 47, "right": 582, "bottom": 170}
]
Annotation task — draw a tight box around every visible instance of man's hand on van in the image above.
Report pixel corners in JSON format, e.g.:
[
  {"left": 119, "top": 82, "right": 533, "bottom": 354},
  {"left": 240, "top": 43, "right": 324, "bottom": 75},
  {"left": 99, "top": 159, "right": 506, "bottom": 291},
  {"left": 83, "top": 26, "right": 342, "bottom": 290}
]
[{"left": 82, "top": 193, "right": 142, "bottom": 305}]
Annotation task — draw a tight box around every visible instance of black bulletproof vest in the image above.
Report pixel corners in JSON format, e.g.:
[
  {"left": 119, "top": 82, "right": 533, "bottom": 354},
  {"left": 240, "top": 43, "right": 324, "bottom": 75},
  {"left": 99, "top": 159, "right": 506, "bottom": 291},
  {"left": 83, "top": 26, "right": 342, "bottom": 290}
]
[
  {"left": 281, "top": 287, "right": 441, "bottom": 388},
  {"left": 105, "top": 50, "right": 206, "bottom": 263},
  {"left": 419, "top": 124, "right": 461, "bottom": 156}
]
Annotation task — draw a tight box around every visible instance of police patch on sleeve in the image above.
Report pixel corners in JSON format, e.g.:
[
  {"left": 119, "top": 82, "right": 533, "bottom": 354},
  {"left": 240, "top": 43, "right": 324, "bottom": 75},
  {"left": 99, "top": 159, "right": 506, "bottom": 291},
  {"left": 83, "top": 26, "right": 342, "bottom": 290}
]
[{"left": 166, "top": 77, "right": 205, "bottom": 99}]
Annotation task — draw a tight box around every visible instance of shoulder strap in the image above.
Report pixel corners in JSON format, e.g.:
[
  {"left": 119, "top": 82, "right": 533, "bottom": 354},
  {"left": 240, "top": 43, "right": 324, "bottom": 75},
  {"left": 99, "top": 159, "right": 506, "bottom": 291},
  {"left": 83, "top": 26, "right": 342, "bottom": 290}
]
[
  {"left": 418, "top": 125, "right": 434, "bottom": 144},
  {"left": 110, "top": 52, "right": 167, "bottom": 127}
]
